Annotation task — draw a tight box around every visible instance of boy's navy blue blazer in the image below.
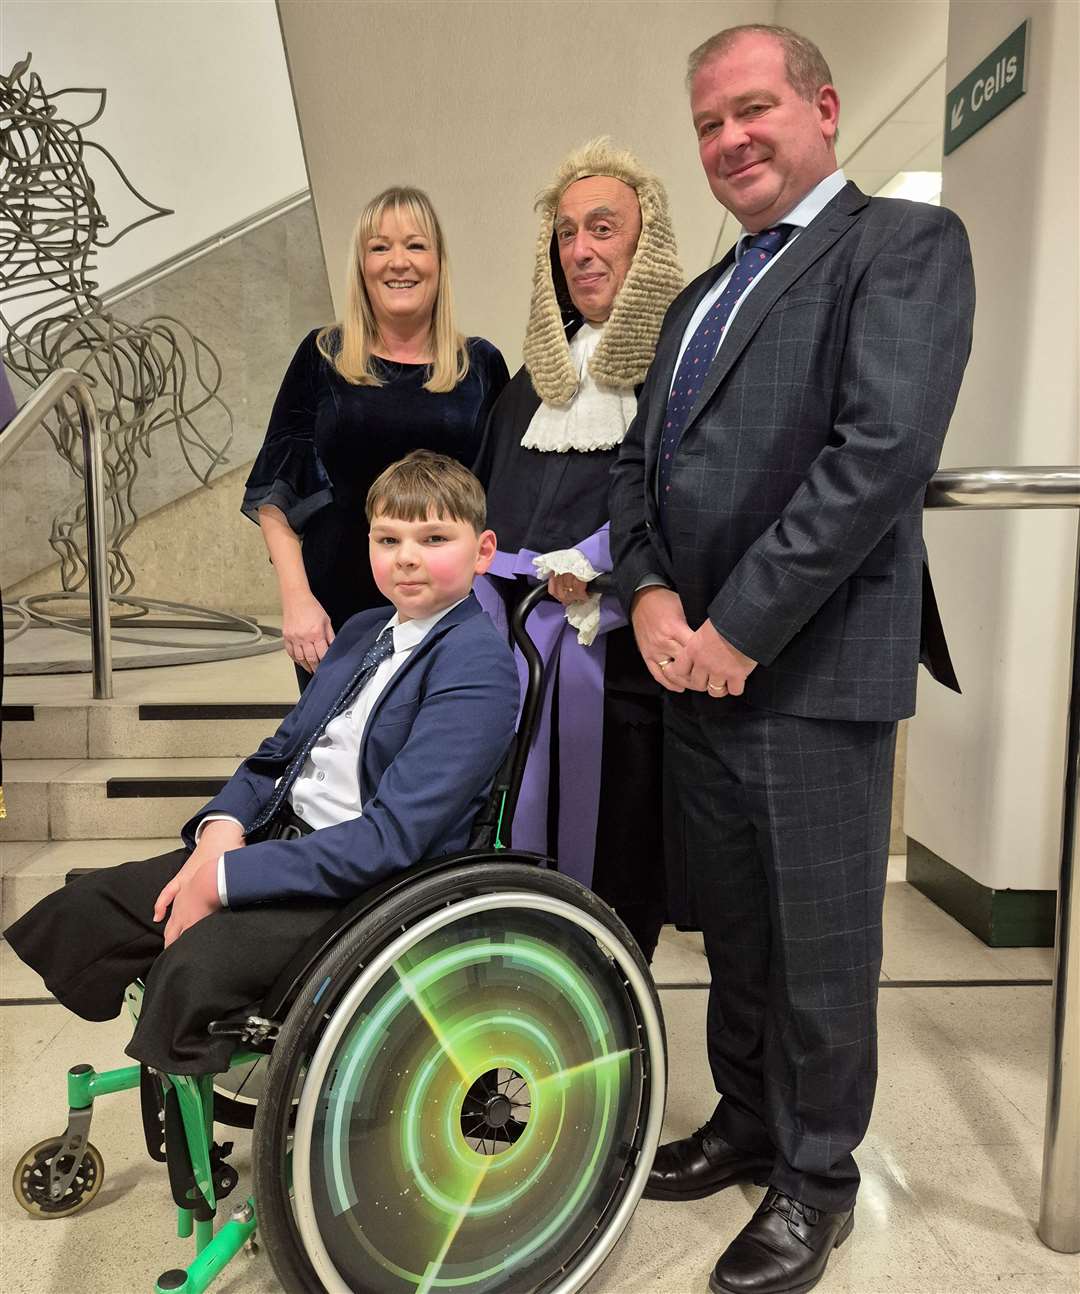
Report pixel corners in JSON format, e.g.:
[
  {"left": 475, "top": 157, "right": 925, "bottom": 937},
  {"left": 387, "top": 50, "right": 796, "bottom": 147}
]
[{"left": 180, "top": 593, "right": 518, "bottom": 907}]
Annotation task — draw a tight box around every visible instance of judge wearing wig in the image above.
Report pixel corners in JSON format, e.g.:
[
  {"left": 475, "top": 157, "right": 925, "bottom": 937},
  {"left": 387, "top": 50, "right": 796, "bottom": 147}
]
[
  {"left": 473, "top": 139, "right": 683, "bottom": 959},
  {"left": 244, "top": 186, "right": 509, "bottom": 686}
]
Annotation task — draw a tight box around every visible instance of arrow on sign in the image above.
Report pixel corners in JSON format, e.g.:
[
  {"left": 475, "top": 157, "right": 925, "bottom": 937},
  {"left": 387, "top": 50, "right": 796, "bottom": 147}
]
[{"left": 950, "top": 99, "right": 964, "bottom": 130}]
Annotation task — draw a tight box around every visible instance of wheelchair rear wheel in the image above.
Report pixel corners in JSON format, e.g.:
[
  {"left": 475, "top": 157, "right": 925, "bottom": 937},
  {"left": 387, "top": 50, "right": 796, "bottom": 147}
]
[{"left": 253, "top": 861, "right": 665, "bottom": 1294}]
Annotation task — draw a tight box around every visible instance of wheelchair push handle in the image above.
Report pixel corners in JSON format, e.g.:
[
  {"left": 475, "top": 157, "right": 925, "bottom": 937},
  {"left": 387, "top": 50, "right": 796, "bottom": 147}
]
[{"left": 500, "top": 573, "right": 614, "bottom": 843}]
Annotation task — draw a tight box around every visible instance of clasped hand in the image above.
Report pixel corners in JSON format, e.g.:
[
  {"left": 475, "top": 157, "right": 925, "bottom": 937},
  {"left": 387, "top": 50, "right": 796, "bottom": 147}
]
[
  {"left": 153, "top": 820, "right": 244, "bottom": 947},
  {"left": 631, "top": 586, "right": 757, "bottom": 696}
]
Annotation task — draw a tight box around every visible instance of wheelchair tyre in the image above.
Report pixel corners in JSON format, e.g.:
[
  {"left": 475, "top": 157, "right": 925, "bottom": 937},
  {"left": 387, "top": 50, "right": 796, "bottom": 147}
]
[
  {"left": 13, "top": 1137, "right": 104, "bottom": 1217},
  {"left": 253, "top": 861, "right": 666, "bottom": 1294}
]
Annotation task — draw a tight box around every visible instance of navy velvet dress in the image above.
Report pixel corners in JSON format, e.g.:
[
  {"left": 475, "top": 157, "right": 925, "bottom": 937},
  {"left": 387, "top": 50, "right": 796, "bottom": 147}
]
[{"left": 243, "top": 329, "right": 509, "bottom": 630}]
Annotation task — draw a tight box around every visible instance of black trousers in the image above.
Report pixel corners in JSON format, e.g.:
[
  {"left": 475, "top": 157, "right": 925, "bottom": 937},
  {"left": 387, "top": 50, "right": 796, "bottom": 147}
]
[
  {"left": 664, "top": 694, "right": 897, "bottom": 1212},
  {"left": 6, "top": 848, "right": 340, "bottom": 1075}
]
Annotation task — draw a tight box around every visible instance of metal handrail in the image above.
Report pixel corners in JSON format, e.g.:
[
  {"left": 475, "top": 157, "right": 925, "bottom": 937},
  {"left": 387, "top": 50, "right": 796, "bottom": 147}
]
[
  {"left": 923, "top": 465, "right": 1079, "bottom": 1254},
  {"left": 0, "top": 368, "right": 112, "bottom": 699},
  {"left": 926, "top": 466, "right": 1080, "bottom": 509}
]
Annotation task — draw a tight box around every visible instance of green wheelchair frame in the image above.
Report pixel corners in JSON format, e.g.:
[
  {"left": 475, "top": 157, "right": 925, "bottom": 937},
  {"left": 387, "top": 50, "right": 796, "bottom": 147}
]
[{"left": 14, "top": 981, "right": 261, "bottom": 1293}]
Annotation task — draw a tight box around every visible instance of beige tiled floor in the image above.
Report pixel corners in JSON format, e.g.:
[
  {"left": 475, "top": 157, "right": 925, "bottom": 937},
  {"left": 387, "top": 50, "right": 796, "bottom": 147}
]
[{"left": 2, "top": 878, "right": 1075, "bottom": 1294}]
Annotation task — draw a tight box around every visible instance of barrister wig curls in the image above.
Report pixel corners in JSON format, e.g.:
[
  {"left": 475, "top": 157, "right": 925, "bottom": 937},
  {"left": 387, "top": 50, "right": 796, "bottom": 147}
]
[{"left": 522, "top": 138, "right": 685, "bottom": 406}]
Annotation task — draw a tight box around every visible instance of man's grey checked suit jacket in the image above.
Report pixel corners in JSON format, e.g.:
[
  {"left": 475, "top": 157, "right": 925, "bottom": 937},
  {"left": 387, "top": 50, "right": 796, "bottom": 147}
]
[{"left": 610, "top": 181, "right": 976, "bottom": 722}]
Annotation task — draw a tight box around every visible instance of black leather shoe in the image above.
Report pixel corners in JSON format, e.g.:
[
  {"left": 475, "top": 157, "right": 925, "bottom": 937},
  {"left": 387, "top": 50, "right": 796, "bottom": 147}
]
[
  {"left": 709, "top": 1189, "right": 854, "bottom": 1294},
  {"left": 644, "top": 1122, "right": 772, "bottom": 1201}
]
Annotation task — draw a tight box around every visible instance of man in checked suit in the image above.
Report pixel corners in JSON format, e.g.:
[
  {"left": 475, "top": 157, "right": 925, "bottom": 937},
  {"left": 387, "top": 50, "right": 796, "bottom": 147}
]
[{"left": 610, "top": 24, "right": 975, "bottom": 1294}]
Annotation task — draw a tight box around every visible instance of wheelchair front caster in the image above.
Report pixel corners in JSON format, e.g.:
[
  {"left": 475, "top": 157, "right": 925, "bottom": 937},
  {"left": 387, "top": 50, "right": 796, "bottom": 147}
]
[{"left": 12, "top": 1136, "right": 104, "bottom": 1217}]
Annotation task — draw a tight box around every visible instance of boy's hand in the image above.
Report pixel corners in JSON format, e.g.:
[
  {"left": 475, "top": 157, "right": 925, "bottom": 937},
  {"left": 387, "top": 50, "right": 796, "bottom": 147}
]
[
  {"left": 154, "top": 820, "right": 244, "bottom": 926},
  {"left": 161, "top": 857, "right": 223, "bottom": 948}
]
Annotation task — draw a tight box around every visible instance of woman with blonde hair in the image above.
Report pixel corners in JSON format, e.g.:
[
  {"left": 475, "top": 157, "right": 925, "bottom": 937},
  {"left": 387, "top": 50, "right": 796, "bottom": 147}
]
[{"left": 244, "top": 186, "right": 508, "bottom": 684}]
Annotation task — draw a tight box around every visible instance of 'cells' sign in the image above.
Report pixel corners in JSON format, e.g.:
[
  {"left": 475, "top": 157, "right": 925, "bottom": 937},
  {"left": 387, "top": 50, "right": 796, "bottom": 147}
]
[{"left": 944, "top": 20, "right": 1029, "bottom": 156}]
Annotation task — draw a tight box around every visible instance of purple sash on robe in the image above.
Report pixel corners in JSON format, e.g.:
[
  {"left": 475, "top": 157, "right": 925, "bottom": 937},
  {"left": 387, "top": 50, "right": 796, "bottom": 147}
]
[{"left": 473, "top": 526, "right": 626, "bottom": 887}]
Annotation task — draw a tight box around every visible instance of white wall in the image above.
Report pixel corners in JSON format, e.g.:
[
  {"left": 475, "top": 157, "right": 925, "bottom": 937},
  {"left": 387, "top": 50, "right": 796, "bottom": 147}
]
[
  {"left": 905, "top": 0, "right": 1080, "bottom": 891},
  {"left": 278, "top": 0, "right": 772, "bottom": 369},
  {"left": 776, "top": 0, "right": 949, "bottom": 160},
  {"left": 2, "top": 0, "right": 308, "bottom": 319},
  {"left": 776, "top": 0, "right": 948, "bottom": 196}
]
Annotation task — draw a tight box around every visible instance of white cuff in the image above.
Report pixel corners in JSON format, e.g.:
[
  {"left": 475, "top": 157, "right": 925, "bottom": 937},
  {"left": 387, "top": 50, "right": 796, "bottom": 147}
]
[
  {"left": 217, "top": 856, "right": 229, "bottom": 909},
  {"left": 195, "top": 813, "right": 245, "bottom": 844},
  {"left": 532, "top": 548, "right": 600, "bottom": 582},
  {"left": 532, "top": 549, "right": 603, "bottom": 646},
  {"left": 563, "top": 595, "right": 602, "bottom": 646}
]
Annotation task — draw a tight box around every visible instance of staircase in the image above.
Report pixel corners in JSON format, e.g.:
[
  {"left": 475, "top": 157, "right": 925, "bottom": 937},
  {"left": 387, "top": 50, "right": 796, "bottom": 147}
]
[{"left": 1, "top": 651, "right": 296, "bottom": 927}]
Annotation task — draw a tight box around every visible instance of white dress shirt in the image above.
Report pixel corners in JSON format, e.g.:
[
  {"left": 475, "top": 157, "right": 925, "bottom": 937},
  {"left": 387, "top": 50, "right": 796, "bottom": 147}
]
[
  {"left": 670, "top": 168, "right": 848, "bottom": 383},
  {"left": 200, "top": 598, "right": 465, "bottom": 906}
]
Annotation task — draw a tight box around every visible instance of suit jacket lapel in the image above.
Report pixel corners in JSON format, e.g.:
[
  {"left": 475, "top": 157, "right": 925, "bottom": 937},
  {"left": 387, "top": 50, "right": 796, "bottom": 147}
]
[
  {"left": 358, "top": 593, "right": 479, "bottom": 736},
  {"left": 643, "top": 253, "right": 735, "bottom": 477},
  {"left": 683, "top": 182, "right": 869, "bottom": 433}
]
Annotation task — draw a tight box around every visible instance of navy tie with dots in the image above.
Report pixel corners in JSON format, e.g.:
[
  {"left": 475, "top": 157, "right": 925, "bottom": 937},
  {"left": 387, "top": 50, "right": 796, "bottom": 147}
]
[
  {"left": 356, "top": 625, "right": 396, "bottom": 681},
  {"left": 246, "top": 626, "right": 396, "bottom": 835},
  {"left": 657, "top": 224, "right": 794, "bottom": 533}
]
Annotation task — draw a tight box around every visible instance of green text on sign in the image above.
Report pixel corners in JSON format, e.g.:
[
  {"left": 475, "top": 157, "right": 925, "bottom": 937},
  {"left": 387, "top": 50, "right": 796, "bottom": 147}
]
[{"left": 944, "top": 20, "right": 1029, "bottom": 156}]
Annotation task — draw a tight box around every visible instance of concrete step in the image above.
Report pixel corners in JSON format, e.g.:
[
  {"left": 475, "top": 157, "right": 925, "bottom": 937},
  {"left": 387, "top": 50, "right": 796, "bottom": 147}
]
[
  {"left": 1, "top": 837, "right": 176, "bottom": 925},
  {"left": 0, "top": 757, "right": 239, "bottom": 842},
  {"left": 2, "top": 701, "right": 289, "bottom": 760}
]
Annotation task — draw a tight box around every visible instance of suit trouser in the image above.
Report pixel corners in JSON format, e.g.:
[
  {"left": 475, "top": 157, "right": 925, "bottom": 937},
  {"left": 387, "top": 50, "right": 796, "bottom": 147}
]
[
  {"left": 5, "top": 849, "right": 339, "bottom": 1075},
  {"left": 663, "top": 694, "right": 896, "bottom": 1212}
]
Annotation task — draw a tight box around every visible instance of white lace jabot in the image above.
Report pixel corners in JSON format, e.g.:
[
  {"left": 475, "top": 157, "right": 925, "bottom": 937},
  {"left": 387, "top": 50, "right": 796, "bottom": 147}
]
[{"left": 520, "top": 323, "right": 638, "bottom": 453}]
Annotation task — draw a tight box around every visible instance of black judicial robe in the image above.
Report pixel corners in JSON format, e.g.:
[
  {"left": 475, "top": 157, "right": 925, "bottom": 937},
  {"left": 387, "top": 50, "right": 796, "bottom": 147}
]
[{"left": 473, "top": 356, "right": 666, "bottom": 952}]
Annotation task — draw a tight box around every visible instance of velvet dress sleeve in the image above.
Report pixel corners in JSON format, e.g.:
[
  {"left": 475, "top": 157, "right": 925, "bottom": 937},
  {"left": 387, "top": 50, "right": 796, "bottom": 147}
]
[
  {"left": 241, "top": 329, "right": 334, "bottom": 532},
  {"left": 469, "top": 338, "right": 511, "bottom": 465}
]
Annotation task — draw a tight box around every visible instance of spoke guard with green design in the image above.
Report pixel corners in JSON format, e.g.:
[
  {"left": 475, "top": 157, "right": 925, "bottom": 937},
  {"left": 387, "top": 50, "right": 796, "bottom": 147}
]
[{"left": 305, "top": 909, "right": 643, "bottom": 1293}]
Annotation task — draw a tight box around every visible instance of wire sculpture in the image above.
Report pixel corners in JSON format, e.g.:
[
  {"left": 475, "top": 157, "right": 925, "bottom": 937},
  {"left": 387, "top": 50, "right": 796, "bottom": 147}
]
[{"left": 0, "top": 52, "right": 233, "bottom": 595}]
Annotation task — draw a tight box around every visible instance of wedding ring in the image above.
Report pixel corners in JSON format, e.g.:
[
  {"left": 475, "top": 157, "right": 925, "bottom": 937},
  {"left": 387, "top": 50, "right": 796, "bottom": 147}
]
[
  {"left": 657, "top": 657, "right": 674, "bottom": 670},
  {"left": 707, "top": 680, "right": 728, "bottom": 694}
]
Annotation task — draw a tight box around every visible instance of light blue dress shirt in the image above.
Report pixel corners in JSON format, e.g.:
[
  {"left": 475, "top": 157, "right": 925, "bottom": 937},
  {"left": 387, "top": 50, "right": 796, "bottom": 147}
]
[{"left": 670, "top": 168, "right": 848, "bottom": 384}]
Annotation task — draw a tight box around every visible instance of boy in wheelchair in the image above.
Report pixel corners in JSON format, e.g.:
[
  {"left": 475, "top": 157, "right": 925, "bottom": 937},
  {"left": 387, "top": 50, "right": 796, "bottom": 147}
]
[
  {"left": 7, "top": 449, "right": 519, "bottom": 1080},
  {"left": 7, "top": 452, "right": 669, "bottom": 1294}
]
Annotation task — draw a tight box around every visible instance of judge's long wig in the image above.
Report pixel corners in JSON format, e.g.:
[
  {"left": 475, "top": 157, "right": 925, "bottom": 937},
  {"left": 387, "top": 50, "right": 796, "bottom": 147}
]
[
  {"left": 317, "top": 187, "right": 469, "bottom": 393},
  {"left": 523, "top": 138, "right": 684, "bottom": 406}
]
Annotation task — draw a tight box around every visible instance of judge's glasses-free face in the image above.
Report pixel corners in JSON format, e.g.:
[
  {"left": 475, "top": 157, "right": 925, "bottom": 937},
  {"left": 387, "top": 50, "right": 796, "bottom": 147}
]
[
  {"left": 368, "top": 512, "right": 496, "bottom": 622},
  {"left": 555, "top": 175, "right": 643, "bottom": 325}
]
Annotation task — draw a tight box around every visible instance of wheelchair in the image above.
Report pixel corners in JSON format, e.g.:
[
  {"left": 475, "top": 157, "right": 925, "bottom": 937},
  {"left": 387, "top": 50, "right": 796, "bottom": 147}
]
[{"left": 11, "top": 581, "right": 667, "bottom": 1294}]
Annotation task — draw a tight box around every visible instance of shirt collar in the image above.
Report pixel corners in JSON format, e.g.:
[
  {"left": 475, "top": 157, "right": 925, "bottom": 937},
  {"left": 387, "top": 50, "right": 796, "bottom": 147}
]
[
  {"left": 382, "top": 595, "right": 468, "bottom": 653},
  {"left": 735, "top": 168, "right": 847, "bottom": 261}
]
